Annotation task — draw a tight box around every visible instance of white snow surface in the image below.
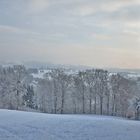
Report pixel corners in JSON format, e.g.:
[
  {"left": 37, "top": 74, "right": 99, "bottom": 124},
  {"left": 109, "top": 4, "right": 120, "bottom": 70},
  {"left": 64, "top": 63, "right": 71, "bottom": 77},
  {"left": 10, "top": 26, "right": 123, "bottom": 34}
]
[{"left": 0, "top": 109, "right": 140, "bottom": 140}]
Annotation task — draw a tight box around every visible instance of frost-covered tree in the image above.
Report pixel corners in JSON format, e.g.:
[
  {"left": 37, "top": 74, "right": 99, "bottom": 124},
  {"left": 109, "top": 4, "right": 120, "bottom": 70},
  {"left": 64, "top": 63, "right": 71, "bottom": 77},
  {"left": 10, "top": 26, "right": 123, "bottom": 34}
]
[{"left": 23, "top": 85, "right": 34, "bottom": 108}]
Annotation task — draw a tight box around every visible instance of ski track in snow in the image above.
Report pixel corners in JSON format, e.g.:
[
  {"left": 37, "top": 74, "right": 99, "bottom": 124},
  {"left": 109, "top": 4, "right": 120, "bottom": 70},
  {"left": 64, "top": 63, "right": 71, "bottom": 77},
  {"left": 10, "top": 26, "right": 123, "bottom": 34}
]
[{"left": 0, "top": 109, "right": 140, "bottom": 140}]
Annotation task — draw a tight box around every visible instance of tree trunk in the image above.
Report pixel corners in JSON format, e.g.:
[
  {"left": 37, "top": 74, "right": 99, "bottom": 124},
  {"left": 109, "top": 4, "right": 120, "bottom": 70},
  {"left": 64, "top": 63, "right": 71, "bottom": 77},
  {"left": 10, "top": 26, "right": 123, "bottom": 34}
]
[
  {"left": 60, "top": 86, "right": 65, "bottom": 114},
  {"left": 107, "top": 95, "right": 110, "bottom": 115},
  {"left": 89, "top": 88, "right": 92, "bottom": 114},
  {"left": 16, "top": 90, "right": 19, "bottom": 110},
  {"left": 53, "top": 81, "right": 57, "bottom": 114},
  {"left": 82, "top": 85, "right": 85, "bottom": 114},
  {"left": 94, "top": 95, "right": 97, "bottom": 114},
  {"left": 100, "top": 96, "right": 103, "bottom": 115},
  {"left": 112, "top": 94, "right": 116, "bottom": 116}
]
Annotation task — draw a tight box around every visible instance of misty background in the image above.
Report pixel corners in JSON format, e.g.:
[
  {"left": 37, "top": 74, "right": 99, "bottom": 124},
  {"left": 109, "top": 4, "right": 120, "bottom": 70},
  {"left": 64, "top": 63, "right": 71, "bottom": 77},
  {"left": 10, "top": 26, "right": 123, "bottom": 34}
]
[{"left": 0, "top": 0, "right": 140, "bottom": 68}]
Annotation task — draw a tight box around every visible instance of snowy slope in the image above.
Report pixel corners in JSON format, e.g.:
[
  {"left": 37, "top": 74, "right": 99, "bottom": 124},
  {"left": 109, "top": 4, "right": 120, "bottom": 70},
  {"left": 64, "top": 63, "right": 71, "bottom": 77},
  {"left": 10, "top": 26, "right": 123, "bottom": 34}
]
[{"left": 0, "top": 110, "right": 140, "bottom": 140}]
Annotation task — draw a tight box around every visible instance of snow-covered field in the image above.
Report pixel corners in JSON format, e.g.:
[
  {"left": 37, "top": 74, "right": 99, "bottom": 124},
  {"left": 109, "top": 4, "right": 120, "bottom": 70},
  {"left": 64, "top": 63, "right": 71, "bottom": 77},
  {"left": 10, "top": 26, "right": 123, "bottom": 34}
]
[{"left": 0, "top": 110, "right": 140, "bottom": 140}]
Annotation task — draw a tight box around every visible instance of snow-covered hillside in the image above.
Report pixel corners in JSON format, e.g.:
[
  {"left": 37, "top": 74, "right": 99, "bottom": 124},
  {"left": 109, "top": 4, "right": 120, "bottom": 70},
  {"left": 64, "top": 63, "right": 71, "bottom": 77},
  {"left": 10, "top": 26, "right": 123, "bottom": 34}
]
[{"left": 0, "top": 110, "right": 140, "bottom": 140}]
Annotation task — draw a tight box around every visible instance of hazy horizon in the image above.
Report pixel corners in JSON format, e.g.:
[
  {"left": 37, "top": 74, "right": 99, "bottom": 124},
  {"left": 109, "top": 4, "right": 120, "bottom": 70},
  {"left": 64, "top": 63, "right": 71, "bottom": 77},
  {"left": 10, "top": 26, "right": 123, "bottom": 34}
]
[{"left": 0, "top": 0, "right": 140, "bottom": 69}]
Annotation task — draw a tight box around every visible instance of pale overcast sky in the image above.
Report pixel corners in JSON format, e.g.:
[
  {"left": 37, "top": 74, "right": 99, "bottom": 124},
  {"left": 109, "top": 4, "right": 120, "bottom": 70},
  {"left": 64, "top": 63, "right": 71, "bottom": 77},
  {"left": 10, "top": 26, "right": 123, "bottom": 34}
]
[{"left": 0, "top": 0, "right": 140, "bottom": 68}]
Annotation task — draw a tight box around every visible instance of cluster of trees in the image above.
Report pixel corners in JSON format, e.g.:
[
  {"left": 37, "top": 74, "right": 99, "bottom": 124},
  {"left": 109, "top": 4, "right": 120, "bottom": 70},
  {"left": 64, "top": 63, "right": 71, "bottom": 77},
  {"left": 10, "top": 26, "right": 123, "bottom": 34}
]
[
  {"left": 36, "top": 69, "right": 138, "bottom": 117},
  {"left": 0, "top": 65, "right": 34, "bottom": 110},
  {"left": 0, "top": 65, "right": 140, "bottom": 119}
]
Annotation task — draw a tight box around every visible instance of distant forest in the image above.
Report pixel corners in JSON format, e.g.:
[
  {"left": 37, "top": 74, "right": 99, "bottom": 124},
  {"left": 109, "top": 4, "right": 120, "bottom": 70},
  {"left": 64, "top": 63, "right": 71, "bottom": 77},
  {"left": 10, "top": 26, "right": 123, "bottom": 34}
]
[{"left": 0, "top": 65, "right": 140, "bottom": 120}]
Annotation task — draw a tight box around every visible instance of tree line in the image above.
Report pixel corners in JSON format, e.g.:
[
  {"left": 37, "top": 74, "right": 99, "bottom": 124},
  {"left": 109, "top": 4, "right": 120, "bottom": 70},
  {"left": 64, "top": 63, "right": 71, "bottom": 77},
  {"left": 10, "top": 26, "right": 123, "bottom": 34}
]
[{"left": 0, "top": 65, "right": 140, "bottom": 119}]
